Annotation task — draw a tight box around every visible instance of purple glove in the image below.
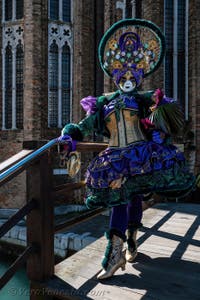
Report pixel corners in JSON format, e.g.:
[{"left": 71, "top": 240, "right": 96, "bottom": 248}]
[
  {"left": 57, "top": 134, "right": 77, "bottom": 152},
  {"left": 152, "top": 131, "right": 164, "bottom": 144}
]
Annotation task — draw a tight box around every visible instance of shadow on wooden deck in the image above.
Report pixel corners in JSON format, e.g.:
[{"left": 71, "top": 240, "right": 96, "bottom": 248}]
[{"left": 45, "top": 203, "right": 200, "bottom": 300}]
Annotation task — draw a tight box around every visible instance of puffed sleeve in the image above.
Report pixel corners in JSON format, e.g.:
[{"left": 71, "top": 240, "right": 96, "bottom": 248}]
[
  {"left": 148, "top": 89, "right": 184, "bottom": 135},
  {"left": 61, "top": 95, "right": 108, "bottom": 140}
]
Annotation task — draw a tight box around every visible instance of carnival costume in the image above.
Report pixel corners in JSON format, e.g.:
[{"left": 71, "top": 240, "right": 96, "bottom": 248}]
[{"left": 61, "top": 19, "right": 195, "bottom": 279}]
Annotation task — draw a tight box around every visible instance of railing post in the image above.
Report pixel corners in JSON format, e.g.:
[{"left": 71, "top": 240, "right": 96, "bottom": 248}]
[{"left": 26, "top": 150, "right": 54, "bottom": 299}]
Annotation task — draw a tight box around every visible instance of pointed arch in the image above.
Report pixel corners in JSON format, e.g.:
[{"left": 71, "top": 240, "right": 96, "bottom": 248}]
[
  {"left": 48, "top": 40, "right": 59, "bottom": 127},
  {"left": 5, "top": 44, "right": 13, "bottom": 129},
  {"left": 16, "top": 41, "right": 24, "bottom": 128},
  {"left": 62, "top": 42, "right": 71, "bottom": 125}
]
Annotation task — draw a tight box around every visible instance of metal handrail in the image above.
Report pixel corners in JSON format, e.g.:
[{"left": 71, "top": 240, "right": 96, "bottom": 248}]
[{"left": 0, "top": 138, "right": 58, "bottom": 186}]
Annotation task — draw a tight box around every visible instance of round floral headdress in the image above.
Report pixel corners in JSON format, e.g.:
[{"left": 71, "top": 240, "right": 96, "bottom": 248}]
[{"left": 98, "top": 18, "right": 165, "bottom": 78}]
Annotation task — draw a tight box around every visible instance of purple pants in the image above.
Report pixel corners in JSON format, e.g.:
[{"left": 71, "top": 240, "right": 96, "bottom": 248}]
[{"left": 109, "top": 195, "right": 143, "bottom": 235}]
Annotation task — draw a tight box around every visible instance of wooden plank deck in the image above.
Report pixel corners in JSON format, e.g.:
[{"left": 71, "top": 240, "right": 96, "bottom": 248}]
[{"left": 46, "top": 203, "right": 200, "bottom": 300}]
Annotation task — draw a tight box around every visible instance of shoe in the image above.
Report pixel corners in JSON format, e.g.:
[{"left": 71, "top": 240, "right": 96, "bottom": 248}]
[
  {"left": 97, "top": 231, "right": 126, "bottom": 280},
  {"left": 126, "top": 229, "right": 138, "bottom": 262}
]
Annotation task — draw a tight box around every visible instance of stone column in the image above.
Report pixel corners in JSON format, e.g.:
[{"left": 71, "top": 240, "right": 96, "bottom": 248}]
[
  {"left": 72, "top": 0, "right": 96, "bottom": 123},
  {"left": 140, "top": 0, "right": 164, "bottom": 90},
  {"left": 104, "top": 0, "right": 123, "bottom": 93},
  {"left": 23, "top": 0, "right": 48, "bottom": 140}
]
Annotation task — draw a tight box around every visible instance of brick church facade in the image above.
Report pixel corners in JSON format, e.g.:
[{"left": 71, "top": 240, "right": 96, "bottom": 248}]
[{"left": 0, "top": 0, "right": 200, "bottom": 207}]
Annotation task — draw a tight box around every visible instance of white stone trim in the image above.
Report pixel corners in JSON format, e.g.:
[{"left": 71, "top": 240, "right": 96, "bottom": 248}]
[
  {"left": 131, "top": 0, "right": 136, "bottom": 18},
  {"left": 2, "top": 23, "right": 24, "bottom": 48},
  {"left": 116, "top": 0, "right": 126, "bottom": 19},
  {"left": 59, "top": 0, "right": 63, "bottom": 21},
  {"left": 48, "top": 22, "right": 72, "bottom": 49},
  {"left": 12, "top": 0, "right": 16, "bottom": 20},
  {"left": 2, "top": 0, "right": 5, "bottom": 22}
]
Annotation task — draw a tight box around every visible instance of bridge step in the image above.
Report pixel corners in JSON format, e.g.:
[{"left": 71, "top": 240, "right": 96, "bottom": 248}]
[{"left": 44, "top": 203, "right": 200, "bottom": 300}]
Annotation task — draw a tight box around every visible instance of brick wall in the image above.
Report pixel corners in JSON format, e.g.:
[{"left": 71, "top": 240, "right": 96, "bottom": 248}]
[
  {"left": 141, "top": 0, "right": 164, "bottom": 91},
  {"left": 103, "top": 0, "right": 123, "bottom": 93},
  {"left": 72, "top": 0, "right": 96, "bottom": 123},
  {"left": 0, "top": 131, "right": 26, "bottom": 208},
  {"left": 23, "top": 0, "right": 48, "bottom": 140},
  {"left": 0, "top": 0, "right": 49, "bottom": 208}
]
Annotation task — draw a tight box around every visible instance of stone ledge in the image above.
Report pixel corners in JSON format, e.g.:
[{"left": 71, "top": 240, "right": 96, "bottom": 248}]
[{"left": 0, "top": 225, "right": 98, "bottom": 258}]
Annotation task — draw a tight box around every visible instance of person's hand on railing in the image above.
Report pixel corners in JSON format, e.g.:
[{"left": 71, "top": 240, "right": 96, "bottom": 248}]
[
  {"left": 57, "top": 135, "right": 80, "bottom": 176},
  {"left": 57, "top": 135, "right": 77, "bottom": 167},
  {"left": 57, "top": 134, "right": 77, "bottom": 154}
]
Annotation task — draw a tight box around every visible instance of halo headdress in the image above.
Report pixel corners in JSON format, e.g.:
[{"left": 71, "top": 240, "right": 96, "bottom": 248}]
[{"left": 98, "top": 18, "right": 165, "bottom": 79}]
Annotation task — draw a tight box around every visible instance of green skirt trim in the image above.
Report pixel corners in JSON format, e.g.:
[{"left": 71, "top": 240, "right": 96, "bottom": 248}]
[{"left": 85, "top": 168, "right": 196, "bottom": 208}]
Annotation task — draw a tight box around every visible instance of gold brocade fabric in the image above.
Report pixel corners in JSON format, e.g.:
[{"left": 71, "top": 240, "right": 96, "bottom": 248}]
[{"left": 105, "top": 110, "right": 146, "bottom": 147}]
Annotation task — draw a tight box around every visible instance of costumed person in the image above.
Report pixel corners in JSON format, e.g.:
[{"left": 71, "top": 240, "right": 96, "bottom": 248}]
[{"left": 59, "top": 19, "right": 195, "bottom": 280}]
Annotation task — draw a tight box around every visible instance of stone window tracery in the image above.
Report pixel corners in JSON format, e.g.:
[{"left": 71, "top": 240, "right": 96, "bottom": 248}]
[
  {"left": 16, "top": 41, "right": 24, "bottom": 129},
  {"left": 48, "top": 41, "right": 59, "bottom": 127},
  {"left": 2, "top": 0, "right": 24, "bottom": 130},
  {"left": 61, "top": 42, "right": 71, "bottom": 126},
  {"left": 5, "top": 44, "right": 13, "bottom": 129}
]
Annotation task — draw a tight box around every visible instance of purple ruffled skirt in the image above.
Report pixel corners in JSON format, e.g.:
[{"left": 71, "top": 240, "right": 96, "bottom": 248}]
[
  {"left": 86, "top": 141, "right": 184, "bottom": 187},
  {"left": 84, "top": 141, "right": 195, "bottom": 208}
]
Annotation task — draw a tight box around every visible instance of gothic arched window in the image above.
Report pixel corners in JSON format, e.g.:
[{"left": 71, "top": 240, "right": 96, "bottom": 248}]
[
  {"left": 5, "top": 44, "right": 13, "bottom": 129},
  {"left": 16, "top": 41, "right": 24, "bottom": 129},
  {"left": 62, "top": 42, "right": 71, "bottom": 125},
  {"left": 48, "top": 41, "right": 59, "bottom": 127}
]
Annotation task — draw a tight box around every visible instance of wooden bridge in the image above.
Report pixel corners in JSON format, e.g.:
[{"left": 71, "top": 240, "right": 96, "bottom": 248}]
[{"left": 0, "top": 140, "right": 200, "bottom": 300}]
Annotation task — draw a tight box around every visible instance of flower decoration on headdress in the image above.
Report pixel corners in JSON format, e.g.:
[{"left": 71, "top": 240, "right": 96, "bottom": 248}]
[{"left": 98, "top": 18, "right": 165, "bottom": 79}]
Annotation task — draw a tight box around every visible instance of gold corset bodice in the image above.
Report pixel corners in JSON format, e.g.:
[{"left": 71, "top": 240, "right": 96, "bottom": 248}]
[{"left": 105, "top": 110, "right": 146, "bottom": 147}]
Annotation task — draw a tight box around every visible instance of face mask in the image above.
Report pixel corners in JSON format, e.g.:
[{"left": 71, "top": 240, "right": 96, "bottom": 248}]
[
  {"left": 119, "top": 78, "right": 136, "bottom": 92},
  {"left": 116, "top": 70, "right": 143, "bottom": 92}
]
